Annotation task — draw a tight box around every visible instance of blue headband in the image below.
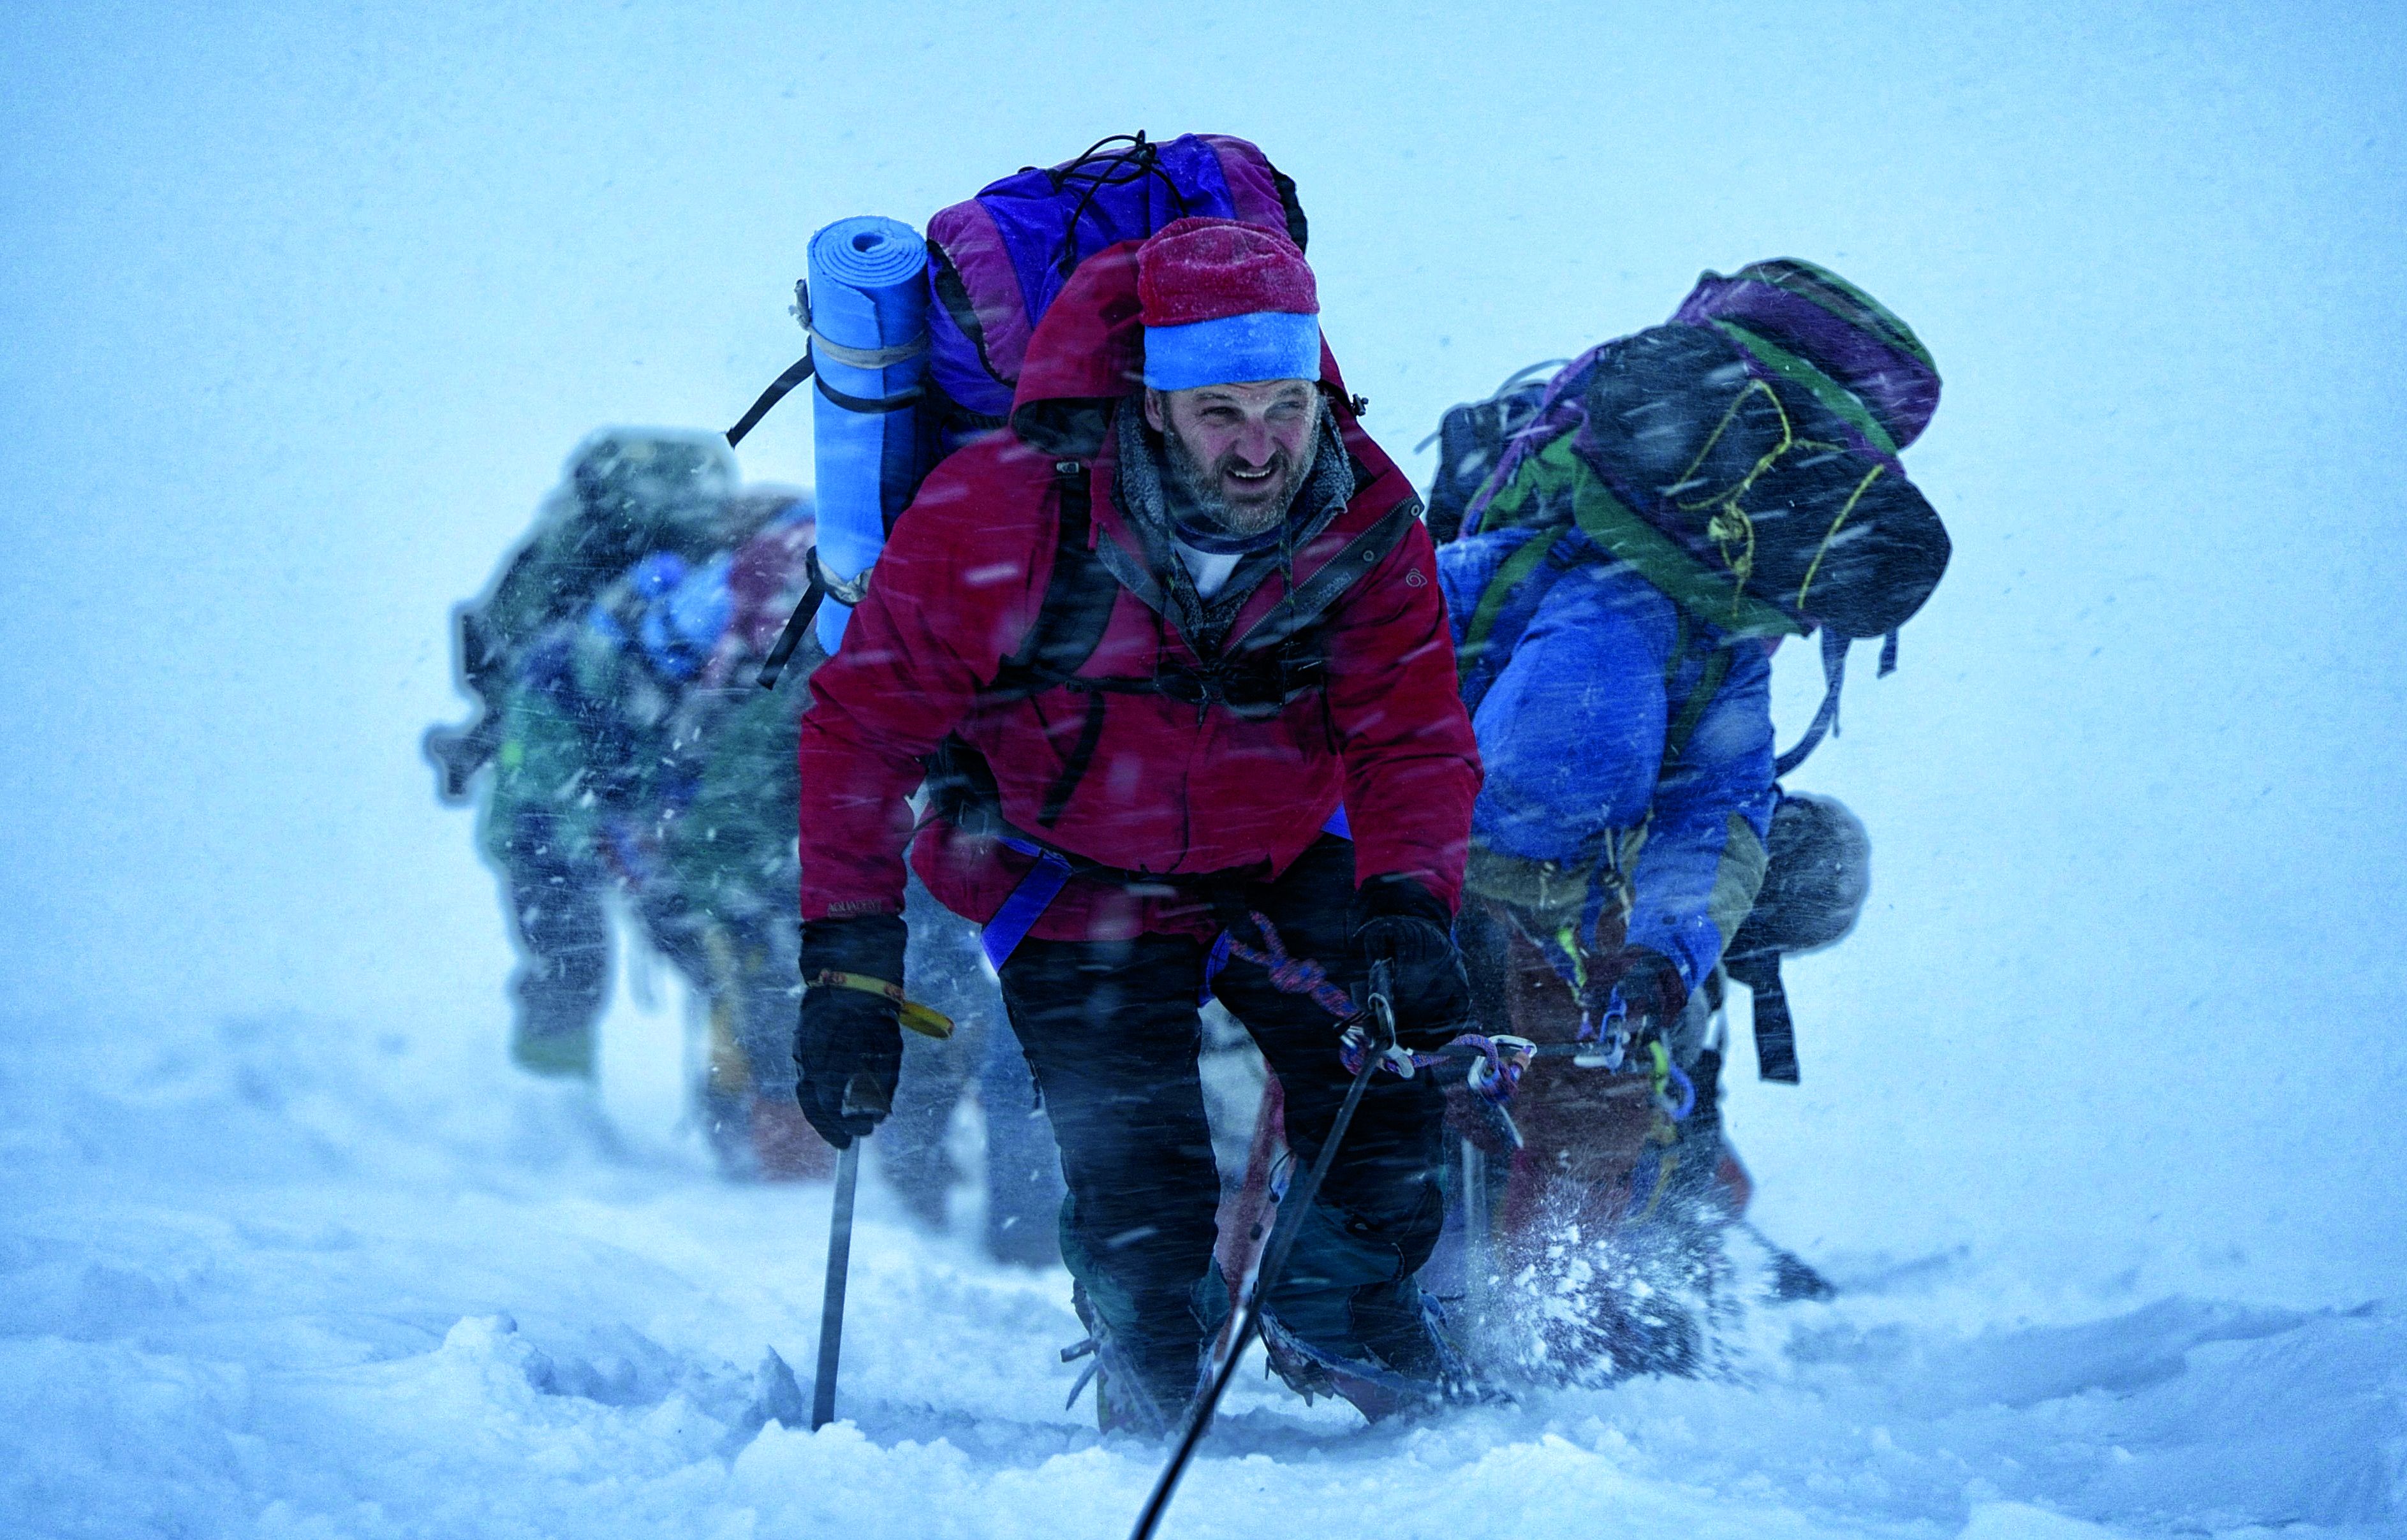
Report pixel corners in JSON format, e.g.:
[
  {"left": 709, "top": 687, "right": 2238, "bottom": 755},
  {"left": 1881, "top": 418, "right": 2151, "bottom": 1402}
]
[{"left": 1143, "top": 311, "right": 1322, "bottom": 391}]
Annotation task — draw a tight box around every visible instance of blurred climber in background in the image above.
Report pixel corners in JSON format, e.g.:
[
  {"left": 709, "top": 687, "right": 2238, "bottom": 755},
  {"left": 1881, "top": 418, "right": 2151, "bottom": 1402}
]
[
  {"left": 433, "top": 433, "right": 1064, "bottom": 1235},
  {"left": 423, "top": 429, "right": 759, "bottom": 805},
  {"left": 427, "top": 430, "right": 808, "bottom": 1160}
]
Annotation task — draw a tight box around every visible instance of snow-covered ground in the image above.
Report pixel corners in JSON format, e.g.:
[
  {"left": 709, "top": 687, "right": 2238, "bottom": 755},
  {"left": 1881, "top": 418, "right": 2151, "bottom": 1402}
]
[
  {"left": 5, "top": 3, "right": 2404, "bottom": 1536},
  {"left": 4, "top": 985, "right": 2400, "bottom": 1538}
]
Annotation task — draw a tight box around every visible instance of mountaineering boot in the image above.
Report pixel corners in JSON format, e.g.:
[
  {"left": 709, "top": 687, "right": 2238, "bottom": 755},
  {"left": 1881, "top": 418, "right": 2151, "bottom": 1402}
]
[
  {"left": 1258, "top": 1286, "right": 1487, "bottom": 1422},
  {"left": 1069, "top": 1279, "right": 1199, "bottom": 1439},
  {"left": 1248, "top": 1188, "right": 1484, "bottom": 1421},
  {"left": 1560, "top": 1095, "right": 1742, "bottom": 1380},
  {"left": 510, "top": 990, "right": 598, "bottom": 1079}
]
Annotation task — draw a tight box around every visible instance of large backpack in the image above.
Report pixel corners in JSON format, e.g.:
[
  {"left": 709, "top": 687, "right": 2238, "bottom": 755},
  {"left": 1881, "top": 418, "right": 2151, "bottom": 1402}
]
[
  {"left": 747, "top": 132, "right": 1312, "bottom": 689},
  {"left": 922, "top": 131, "right": 1307, "bottom": 436},
  {"left": 428, "top": 429, "right": 752, "bottom": 803},
  {"left": 1443, "top": 259, "right": 1948, "bottom": 775},
  {"left": 1420, "top": 361, "right": 1563, "bottom": 545}
]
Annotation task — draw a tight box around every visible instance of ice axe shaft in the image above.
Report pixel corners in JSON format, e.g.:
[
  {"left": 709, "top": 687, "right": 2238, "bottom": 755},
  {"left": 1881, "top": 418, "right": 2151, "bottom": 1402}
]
[
  {"left": 1127, "top": 961, "right": 1395, "bottom": 1540},
  {"left": 809, "top": 1136, "right": 862, "bottom": 1430}
]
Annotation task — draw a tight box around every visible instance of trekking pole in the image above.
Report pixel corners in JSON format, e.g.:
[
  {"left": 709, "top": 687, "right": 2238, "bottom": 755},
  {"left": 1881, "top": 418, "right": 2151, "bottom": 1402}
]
[
  {"left": 1126, "top": 962, "right": 1396, "bottom": 1540},
  {"left": 1462, "top": 1137, "right": 1491, "bottom": 1337},
  {"left": 809, "top": 1134, "right": 861, "bottom": 1430},
  {"left": 807, "top": 1009, "right": 948, "bottom": 1429}
]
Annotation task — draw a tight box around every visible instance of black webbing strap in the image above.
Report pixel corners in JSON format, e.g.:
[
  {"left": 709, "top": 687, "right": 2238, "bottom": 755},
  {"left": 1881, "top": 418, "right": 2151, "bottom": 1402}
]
[
  {"left": 726, "top": 352, "right": 813, "bottom": 448},
  {"left": 1012, "top": 464, "right": 1118, "bottom": 825},
  {"left": 756, "top": 548, "right": 829, "bottom": 690},
  {"left": 724, "top": 344, "right": 924, "bottom": 449},
  {"left": 1773, "top": 627, "right": 1852, "bottom": 777},
  {"left": 1037, "top": 693, "right": 1107, "bottom": 829},
  {"left": 992, "top": 462, "right": 1116, "bottom": 698},
  {"left": 816, "top": 371, "right": 924, "bottom": 415},
  {"left": 1659, "top": 610, "right": 1735, "bottom": 772},
  {"left": 1665, "top": 649, "right": 1732, "bottom": 768},
  {"left": 1726, "top": 951, "right": 1799, "bottom": 1083},
  {"left": 1225, "top": 499, "right": 1420, "bottom": 655},
  {"left": 995, "top": 467, "right": 1408, "bottom": 825}
]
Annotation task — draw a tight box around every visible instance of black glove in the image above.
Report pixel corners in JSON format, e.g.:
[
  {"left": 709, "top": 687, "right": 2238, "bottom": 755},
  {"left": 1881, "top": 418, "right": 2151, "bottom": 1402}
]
[
  {"left": 1582, "top": 944, "right": 1688, "bottom": 1049},
  {"left": 793, "top": 914, "right": 907, "bottom": 1148},
  {"left": 1351, "top": 876, "right": 1474, "bottom": 1050}
]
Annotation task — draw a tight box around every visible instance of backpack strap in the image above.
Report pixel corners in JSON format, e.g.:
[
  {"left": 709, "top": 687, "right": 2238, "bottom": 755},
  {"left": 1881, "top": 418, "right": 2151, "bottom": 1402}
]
[
  {"left": 723, "top": 287, "right": 932, "bottom": 448},
  {"left": 725, "top": 351, "right": 816, "bottom": 449},
  {"left": 1723, "top": 949, "right": 1799, "bottom": 1083},
  {"left": 1454, "top": 529, "right": 1569, "bottom": 683},
  {"left": 1224, "top": 497, "right": 1420, "bottom": 656},
  {"left": 971, "top": 461, "right": 1415, "bottom": 828},
  {"left": 1566, "top": 446, "right": 1800, "bottom": 641},
  {"left": 965, "top": 460, "right": 1119, "bottom": 828},
  {"left": 1455, "top": 524, "right": 1603, "bottom": 723},
  {"left": 1455, "top": 521, "right": 1735, "bottom": 762},
  {"left": 1659, "top": 609, "right": 1735, "bottom": 772},
  {"left": 1772, "top": 627, "right": 1851, "bottom": 778},
  {"left": 988, "top": 460, "right": 1119, "bottom": 701}
]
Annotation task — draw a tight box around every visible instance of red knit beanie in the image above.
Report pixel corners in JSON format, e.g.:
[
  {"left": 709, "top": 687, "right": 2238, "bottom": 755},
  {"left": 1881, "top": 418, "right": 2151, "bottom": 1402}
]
[{"left": 1137, "top": 217, "right": 1319, "bottom": 326}]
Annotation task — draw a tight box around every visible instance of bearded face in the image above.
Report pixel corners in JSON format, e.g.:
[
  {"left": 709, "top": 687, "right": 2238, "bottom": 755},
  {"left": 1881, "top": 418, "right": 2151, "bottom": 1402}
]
[{"left": 1145, "top": 379, "right": 1322, "bottom": 538}]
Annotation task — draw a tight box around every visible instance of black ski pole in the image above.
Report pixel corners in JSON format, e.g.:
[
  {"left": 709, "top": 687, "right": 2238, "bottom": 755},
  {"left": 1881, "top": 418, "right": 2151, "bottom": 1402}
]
[
  {"left": 809, "top": 1133, "right": 864, "bottom": 1430},
  {"left": 1126, "top": 962, "right": 1397, "bottom": 1540}
]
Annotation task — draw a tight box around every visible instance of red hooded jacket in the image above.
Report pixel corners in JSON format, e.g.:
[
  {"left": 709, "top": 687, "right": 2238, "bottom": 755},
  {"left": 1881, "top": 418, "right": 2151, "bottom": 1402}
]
[{"left": 797, "top": 242, "right": 1480, "bottom": 943}]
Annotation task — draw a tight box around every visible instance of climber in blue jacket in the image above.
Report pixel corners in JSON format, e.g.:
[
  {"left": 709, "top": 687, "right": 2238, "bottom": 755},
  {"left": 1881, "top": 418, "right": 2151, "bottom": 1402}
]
[{"left": 1437, "top": 525, "right": 1777, "bottom": 1032}]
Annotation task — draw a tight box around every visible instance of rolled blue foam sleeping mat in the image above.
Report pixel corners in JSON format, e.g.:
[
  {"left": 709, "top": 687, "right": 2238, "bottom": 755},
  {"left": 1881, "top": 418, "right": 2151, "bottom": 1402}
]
[{"left": 808, "top": 216, "right": 929, "bottom": 654}]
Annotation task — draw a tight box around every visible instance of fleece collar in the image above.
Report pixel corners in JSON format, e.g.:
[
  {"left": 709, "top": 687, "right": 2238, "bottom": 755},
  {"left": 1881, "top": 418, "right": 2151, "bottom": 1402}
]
[{"left": 1113, "top": 404, "right": 1354, "bottom": 651}]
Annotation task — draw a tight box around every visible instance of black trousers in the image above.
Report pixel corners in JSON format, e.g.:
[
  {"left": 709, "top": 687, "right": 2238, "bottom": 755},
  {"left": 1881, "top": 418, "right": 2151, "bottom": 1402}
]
[{"left": 997, "top": 838, "right": 1447, "bottom": 1386}]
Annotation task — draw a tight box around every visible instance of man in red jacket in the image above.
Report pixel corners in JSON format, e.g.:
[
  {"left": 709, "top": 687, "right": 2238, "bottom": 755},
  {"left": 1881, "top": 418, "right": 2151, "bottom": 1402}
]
[{"left": 791, "top": 219, "right": 1482, "bottom": 1431}]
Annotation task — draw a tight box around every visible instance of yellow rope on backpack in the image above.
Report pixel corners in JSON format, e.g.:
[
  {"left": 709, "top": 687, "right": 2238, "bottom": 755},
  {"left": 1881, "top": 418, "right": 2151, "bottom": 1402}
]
[
  {"left": 1671, "top": 379, "right": 1793, "bottom": 511},
  {"left": 1705, "top": 503, "right": 1758, "bottom": 617},
  {"left": 1793, "top": 462, "right": 1887, "bottom": 612},
  {"left": 1671, "top": 379, "right": 1809, "bottom": 624}
]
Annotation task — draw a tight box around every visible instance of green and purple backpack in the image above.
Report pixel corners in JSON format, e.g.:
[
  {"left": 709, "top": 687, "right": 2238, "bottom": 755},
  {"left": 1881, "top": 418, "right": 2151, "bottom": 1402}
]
[{"left": 1446, "top": 258, "right": 1951, "bottom": 775}]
